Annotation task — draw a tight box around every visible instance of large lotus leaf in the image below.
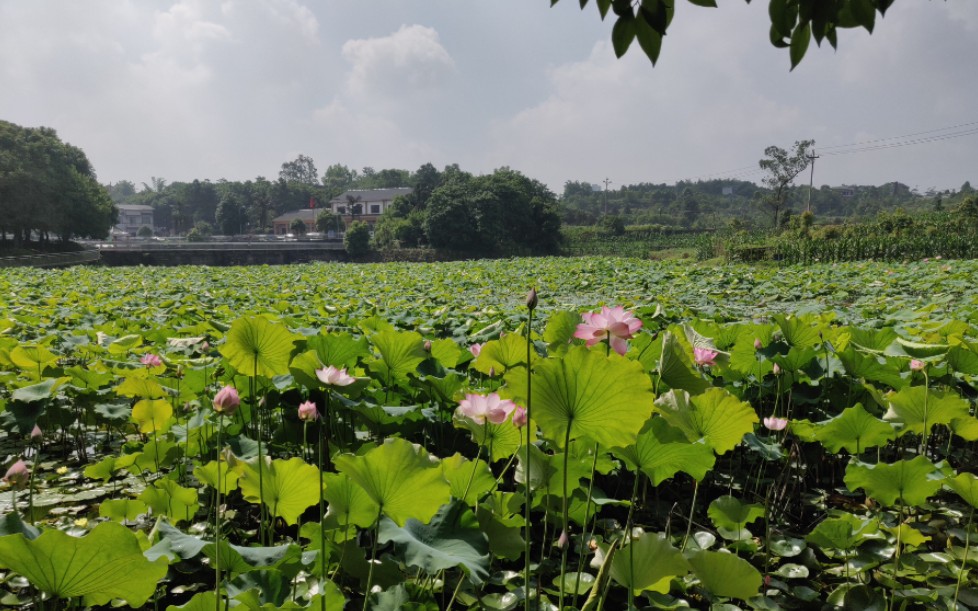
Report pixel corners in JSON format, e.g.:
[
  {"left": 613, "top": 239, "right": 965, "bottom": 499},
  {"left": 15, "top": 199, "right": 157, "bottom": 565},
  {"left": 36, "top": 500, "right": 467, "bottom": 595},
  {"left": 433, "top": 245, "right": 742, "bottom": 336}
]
[
  {"left": 139, "top": 478, "right": 199, "bottom": 524},
  {"left": 473, "top": 332, "right": 535, "bottom": 375},
  {"left": 288, "top": 350, "right": 328, "bottom": 390},
  {"left": 844, "top": 456, "right": 943, "bottom": 507},
  {"left": 890, "top": 337, "right": 949, "bottom": 358},
  {"left": 307, "top": 331, "right": 369, "bottom": 369},
  {"left": 543, "top": 310, "right": 582, "bottom": 350},
  {"left": 368, "top": 329, "right": 427, "bottom": 383},
  {"left": 131, "top": 398, "right": 173, "bottom": 434},
  {"left": 609, "top": 533, "right": 689, "bottom": 594},
  {"left": 813, "top": 403, "right": 896, "bottom": 454},
  {"left": 687, "top": 549, "right": 762, "bottom": 601},
  {"left": 774, "top": 314, "right": 821, "bottom": 349},
  {"left": 658, "top": 331, "right": 710, "bottom": 394},
  {"left": 947, "top": 344, "right": 978, "bottom": 375},
  {"left": 220, "top": 315, "right": 299, "bottom": 378},
  {"left": 849, "top": 327, "right": 899, "bottom": 353},
  {"left": 164, "top": 591, "right": 220, "bottom": 611},
  {"left": 455, "top": 411, "right": 534, "bottom": 462},
  {"left": 707, "top": 495, "right": 765, "bottom": 531},
  {"left": 115, "top": 374, "right": 167, "bottom": 399},
  {"left": 837, "top": 347, "right": 906, "bottom": 389},
  {"left": 99, "top": 498, "right": 148, "bottom": 522},
  {"left": 805, "top": 512, "right": 880, "bottom": 551},
  {"left": 9, "top": 345, "right": 59, "bottom": 376},
  {"left": 132, "top": 439, "right": 181, "bottom": 474},
  {"left": 951, "top": 417, "right": 978, "bottom": 441},
  {"left": 194, "top": 459, "right": 240, "bottom": 494},
  {"left": 378, "top": 500, "right": 490, "bottom": 584},
  {"left": 234, "top": 456, "right": 321, "bottom": 526},
  {"left": 613, "top": 416, "right": 715, "bottom": 485},
  {"left": 654, "top": 388, "right": 758, "bottom": 455},
  {"left": 883, "top": 387, "right": 970, "bottom": 437},
  {"left": 683, "top": 323, "right": 730, "bottom": 366},
  {"left": 323, "top": 471, "right": 381, "bottom": 533},
  {"left": 503, "top": 345, "right": 654, "bottom": 449},
  {"left": 84, "top": 454, "right": 138, "bottom": 483},
  {"left": 0, "top": 521, "right": 168, "bottom": 607},
  {"left": 334, "top": 437, "right": 451, "bottom": 526},
  {"left": 11, "top": 377, "right": 68, "bottom": 403},
  {"left": 430, "top": 338, "right": 465, "bottom": 368},
  {"left": 947, "top": 472, "right": 978, "bottom": 509},
  {"left": 442, "top": 453, "right": 496, "bottom": 505}
]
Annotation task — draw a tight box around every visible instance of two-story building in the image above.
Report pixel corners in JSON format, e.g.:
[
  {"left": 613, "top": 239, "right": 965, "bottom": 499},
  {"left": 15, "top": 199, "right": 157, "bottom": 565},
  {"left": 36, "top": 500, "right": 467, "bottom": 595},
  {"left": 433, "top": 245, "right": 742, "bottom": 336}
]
[
  {"left": 115, "top": 204, "right": 155, "bottom": 236},
  {"left": 328, "top": 188, "right": 413, "bottom": 227}
]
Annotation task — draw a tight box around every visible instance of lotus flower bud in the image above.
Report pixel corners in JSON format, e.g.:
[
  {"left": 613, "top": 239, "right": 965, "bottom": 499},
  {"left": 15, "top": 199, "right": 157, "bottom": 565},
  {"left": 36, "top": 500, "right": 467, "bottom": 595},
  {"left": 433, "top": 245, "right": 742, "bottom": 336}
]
[
  {"left": 754, "top": 338, "right": 763, "bottom": 350},
  {"left": 526, "top": 288, "right": 538, "bottom": 311},
  {"left": 30, "top": 425, "right": 42, "bottom": 441},
  {"left": 212, "top": 385, "right": 240, "bottom": 416},
  {"left": 772, "top": 363, "right": 782, "bottom": 376},
  {"left": 910, "top": 359, "right": 926, "bottom": 372},
  {"left": 423, "top": 340, "right": 432, "bottom": 352},
  {"left": 512, "top": 406, "right": 528, "bottom": 428},
  {"left": 556, "top": 529, "right": 568, "bottom": 549},
  {"left": 3, "top": 460, "right": 30, "bottom": 490}
]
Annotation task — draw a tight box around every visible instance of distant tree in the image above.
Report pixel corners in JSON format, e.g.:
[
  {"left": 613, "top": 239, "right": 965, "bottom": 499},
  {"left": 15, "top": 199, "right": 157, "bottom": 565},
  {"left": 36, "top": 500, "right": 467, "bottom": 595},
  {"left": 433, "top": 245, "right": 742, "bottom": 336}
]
[
  {"left": 346, "top": 194, "right": 363, "bottom": 220},
  {"left": 759, "top": 140, "right": 814, "bottom": 228},
  {"left": 409, "top": 163, "right": 441, "bottom": 209},
  {"left": 289, "top": 217, "right": 307, "bottom": 236},
  {"left": 137, "top": 225, "right": 153, "bottom": 238},
  {"left": 315, "top": 209, "right": 338, "bottom": 234},
  {"left": 186, "top": 221, "right": 213, "bottom": 242},
  {"left": 322, "top": 164, "right": 357, "bottom": 197},
  {"left": 215, "top": 193, "right": 246, "bottom": 235},
  {"left": 279, "top": 154, "right": 319, "bottom": 185},
  {"left": 344, "top": 220, "right": 371, "bottom": 258},
  {"left": 106, "top": 180, "right": 137, "bottom": 203},
  {"left": 600, "top": 215, "right": 626, "bottom": 236},
  {"left": 962, "top": 181, "right": 975, "bottom": 195}
]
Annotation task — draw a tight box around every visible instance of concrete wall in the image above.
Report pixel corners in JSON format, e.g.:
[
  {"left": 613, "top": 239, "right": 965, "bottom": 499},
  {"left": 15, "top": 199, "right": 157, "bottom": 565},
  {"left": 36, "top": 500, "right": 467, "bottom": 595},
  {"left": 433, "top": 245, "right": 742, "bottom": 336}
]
[{"left": 100, "top": 247, "right": 348, "bottom": 266}]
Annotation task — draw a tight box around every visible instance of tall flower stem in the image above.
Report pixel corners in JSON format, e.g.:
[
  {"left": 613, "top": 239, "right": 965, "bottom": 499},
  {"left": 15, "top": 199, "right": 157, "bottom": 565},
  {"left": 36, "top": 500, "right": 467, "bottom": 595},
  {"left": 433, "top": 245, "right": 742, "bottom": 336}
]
[
  {"left": 362, "top": 506, "right": 384, "bottom": 611},
  {"left": 214, "top": 413, "right": 224, "bottom": 611},
  {"left": 572, "top": 442, "right": 600, "bottom": 608},
  {"left": 251, "top": 365, "right": 267, "bottom": 546},
  {"left": 623, "top": 471, "right": 642, "bottom": 610},
  {"left": 523, "top": 290, "right": 535, "bottom": 611},
  {"left": 461, "top": 424, "right": 488, "bottom": 504},
  {"left": 920, "top": 369, "right": 930, "bottom": 458},
  {"left": 558, "top": 425, "right": 573, "bottom": 611},
  {"left": 681, "top": 480, "right": 700, "bottom": 552},
  {"left": 953, "top": 506, "right": 975, "bottom": 609},
  {"left": 318, "top": 407, "right": 327, "bottom": 611}
]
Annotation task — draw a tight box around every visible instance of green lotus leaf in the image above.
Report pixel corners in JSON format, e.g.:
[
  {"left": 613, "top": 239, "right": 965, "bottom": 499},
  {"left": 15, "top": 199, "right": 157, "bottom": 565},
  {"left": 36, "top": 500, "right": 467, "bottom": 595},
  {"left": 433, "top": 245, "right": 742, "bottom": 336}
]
[
  {"left": 220, "top": 315, "right": 299, "bottom": 378},
  {"left": 368, "top": 329, "right": 427, "bottom": 383},
  {"left": 115, "top": 374, "right": 167, "bottom": 399},
  {"left": 131, "top": 398, "right": 173, "bottom": 434},
  {"left": 813, "top": 403, "right": 896, "bottom": 454},
  {"left": 106, "top": 334, "right": 143, "bottom": 355},
  {"left": 84, "top": 454, "right": 138, "bottom": 483},
  {"left": 307, "top": 331, "right": 369, "bottom": 368},
  {"left": 288, "top": 349, "right": 327, "bottom": 390},
  {"left": 892, "top": 337, "right": 949, "bottom": 358},
  {"left": 946, "top": 471, "right": 978, "bottom": 508},
  {"left": 885, "top": 523, "right": 930, "bottom": 548},
  {"left": 553, "top": 572, "right": 595, "bottom": 595},
  {"left": 455, "top": 411, "right": 533, "bottom": 462},
  {"left": 951, "top": 416, "right": 978, "bottom": 441},
  {"left": 613, "top": 416, "right": 715, "bottom": 485},
  {"left": 774, "top": 314, "right": 821, "bottom": 349},
  {"left": 323, "top": 471, "right": 381, "bottom": 534},
  {"left": 9, "top": 345, "right": 59, "bottom": 376},
  {"left": 654, "top": 388, "right": 758, "bottom": 455},
  {"left": 378, "top": 499, "right": 490, "bottom": 584},
  {"left": 844, "top": 456, "right": 943, "bottom": 507},
  {"left": 442, "top": 453, "right": 496, "bottom": 505},
  {"left": 11, "top": 376, "right": 68, "bottom": 402},
  {"left": 164, "top": 591, "right": 219, "bottom": 611},
  {"left": 837, "top": 346, "right": 906, "bottom": 389},
  {"left": 234, "top": 456, "right": 321, "bottom": 526},
  {"left": 707, "top": 495, "right": 765, "bottom": 531},
  {"left": 99, "top": 498, "right": 148, "bottom": 522},
  {"left": 683, "top": 323, "right": 729, "bottom": 366},
  {"left": 848, "top": 327, "right": 899, "bottom": 352},
  {"left": 544, "top": 310, "right": 582, "bottom": 350},
  {"left": 503, "top": 345, "right": 654, "bottom": 449},
  {"left": 428, "top": 338, "right": 464, "bottom": 368},
  {"left": 138, "top": 478, "right": 199, "bottom": 524},
  {"left": 0, "top": 521, "right": 168, "bottom": 607},
  {"left": 883, "top": 387, "right": 970, "bottom": 437},
  {"left": 132, "top": 439, "right": 181, "bottom": 473},
  {"left": 194, "top": 459, "right": 240, "bottom": 494},
  {"left": 609, "top": 532, "right": 690, "bottom": 594},
  {"left": 334, "top": 437, "right": 451, "bottom": 526},
  {"left": 473, "top": 332, "right": 535, "bottom": 375},
  {"left": 947, "top": 344, "right": 978, "bottom": 375},
  {"left": 658, "top": 331, "right": 710, "bottom": 394},
  {"left": 687, "top": 549, "right": 762, "bottom": 600},
  {"left": 805, "top": 512, "right": 880, "bottom": 551}
]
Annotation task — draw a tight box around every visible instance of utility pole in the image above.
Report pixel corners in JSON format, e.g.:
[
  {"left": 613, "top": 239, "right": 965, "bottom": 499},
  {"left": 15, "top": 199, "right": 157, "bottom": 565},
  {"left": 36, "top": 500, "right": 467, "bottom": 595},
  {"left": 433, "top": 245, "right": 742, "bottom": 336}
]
[
  {"left": 603, "top": 178, "right": 612, "bottom": 215},
  {"left": 806, "top": 150, "right": 819, "bottom": 214}
]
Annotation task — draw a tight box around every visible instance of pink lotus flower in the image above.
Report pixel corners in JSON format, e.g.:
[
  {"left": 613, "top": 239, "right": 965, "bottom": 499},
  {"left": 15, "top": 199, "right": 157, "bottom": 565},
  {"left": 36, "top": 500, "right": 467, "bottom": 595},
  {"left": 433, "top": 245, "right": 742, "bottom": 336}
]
[
  {"left": 772, "top": 363, "right": 782, "bottom": 376},
  {"left": 316, "top": 365, "right": 356, "bottom": 387},
  {"left": 212, "top": 385, "right": 240, "bottom": 416},
  {"left": 297, "top": 400, "right": 319, "bottom": 422},
  {"left": 456, "top": 392, "right": 517, "bottom": 425},
  {"left": 3, "top": 460, "right": 30, "bottom": 490},
  {"left": 693, "top": 347, "right": 719, "bottom": 367},
  {"left": 909, "top": 359, "right": 926, "bottom": 372},
  {"left": 512, "top": 405, "right": 528, "bottom": 428},
  {"left": 469, "top": 343, "right": 483, "bottom": 358},
  {"left": 763, "top": 416, "right": 788, "bottom": 431},
  {"left": 140, "top": 353, "right": 163, "bottom": 368},
  {"left": 754, "top": 338, "right": 763, "bottom": 350},
  {"left": 30, "top": 425, "right": 42, "bottom": 441},
  {"left": 573, "top": 306, "right": 642, "bottom": 356},
  {"left": 556, "top": 529, "right": 569, "bottom": 549}
]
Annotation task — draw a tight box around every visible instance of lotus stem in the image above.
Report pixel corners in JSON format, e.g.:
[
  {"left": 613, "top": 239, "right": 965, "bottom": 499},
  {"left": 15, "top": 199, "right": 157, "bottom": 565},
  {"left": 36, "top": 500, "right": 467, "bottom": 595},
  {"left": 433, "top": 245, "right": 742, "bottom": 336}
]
[
  {"left": 953, "top": 506, "right": 975, "bottom": 609},
  {"left": 523, "top": 294, "right": 534, "bottom": 611},
  {"left": 460, "top": 423, "right": 488, "bottom": 504},
  {"left": 573, "top": 441, "right": 601, "bottom": 608},
  {"left": 681, "top": 479, "right": 700, "bottom": 552},
  {"left": 558, "top": 424, "right": 573, "bottom": 611},
  {"left": 623, "top": 471, "right": 642, "bottom": 610},
  {"left": 362, "top": 505, "right": 384, "bottom": 611},
  {"left": 214, "top": 413, "right": 224, "bottom": 611},
  {"left": 318, "top": 409, "right": 327, "bottom": 611}
]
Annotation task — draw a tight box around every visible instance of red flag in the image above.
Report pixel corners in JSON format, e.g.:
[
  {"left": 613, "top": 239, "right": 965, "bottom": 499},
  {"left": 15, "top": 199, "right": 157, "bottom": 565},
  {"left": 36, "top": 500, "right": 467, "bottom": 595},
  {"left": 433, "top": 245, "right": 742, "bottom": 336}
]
[{"left": 309, "top": 197, "right": 315, "bottom": 209}]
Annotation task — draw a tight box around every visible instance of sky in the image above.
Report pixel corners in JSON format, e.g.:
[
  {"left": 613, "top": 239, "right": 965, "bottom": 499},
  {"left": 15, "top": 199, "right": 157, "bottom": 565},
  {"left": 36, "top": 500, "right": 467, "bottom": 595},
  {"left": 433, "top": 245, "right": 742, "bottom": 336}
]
[{"left": 1, "top": 1, "right": 976, "bottom": 195}]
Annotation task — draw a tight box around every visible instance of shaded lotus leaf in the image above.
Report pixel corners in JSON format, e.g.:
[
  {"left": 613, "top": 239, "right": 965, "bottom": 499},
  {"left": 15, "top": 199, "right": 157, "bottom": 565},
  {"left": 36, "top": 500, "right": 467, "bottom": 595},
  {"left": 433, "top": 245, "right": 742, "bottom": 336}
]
[
  {"left": 806, "top": 512, "right": 880, "bottom": 551},
  {"left": 9, "top": 345, "right": 59, "bottom": 376},
  {"left": 951, "top": 416, "right": 978, "bottom": 441},
  {"left": 139, "top": 478, "right": 199, "bottom": 524},
  {"left": 883, "top": 387, "right": 970, "bottom": 437},
  {"left": 131, "top": 398, "right": 173, "bottom": 434},
  {"left": 11, "top": 377, "right": 69, "bottom": 402},
  {"left": 368, "top": 329, "right": 427, "bottom": 384},
  {"left": 848, "top": 327, "right": 898, "bottom": 353},
  {"left": 707, "top": 495, "right": 765, "bottom": 531},
  {"left": 441, "top": 453, "right": 496, "bottom": 505},
  {"left": 84, "top": 454, "right": 138, "bottom": 483},
  {"left": 613, "top": 416, "right": 715, "bottom": 485},
  {"left": 837, "top": 346, "right": 906, "bottom": 390},
  {"left": 334, "top": 437, "right": 451, "bottom": 526},
  {"left": 947, "top": 344, "right": 978, "bottom": 375},
  {"left": 194, "top": 459, "right": 240, "bottom": 494},
  {"left": 99, "top": 498, "right": 148, "bottom": 522},
  {"left": 115, "top": 374, "right": 167, "bottom": 399},
  {"left": 609, "top": 533, "right": 690, "bottom": 594},
  {"left": 0, "top": 521, "right": 168, "bottom": 607},
  {"left": 946, "top": 471, "right": 978, "bottom": 508},
  {"left": 885, "top": 523, "right": 930, "bottom": 548},
  {"left": 455, "top": 411, "right": 534, "bottom": 462},
  {"left": 164, "top": 591, "right": 220, "bottom": 611},
  {"left": 813, "top": 403, "right": 896, "bottom": 454},
  {"left": 654, "top": 388, "right": 758, "bottom": 455},
  {"left": 553, "top": 571, "right": 595, "bottom": 595},
  {"left": 220, "top": 315, "right": 299, "bottom": 378},
  {"left": 658, "top": 331, "right": 710, "bottom": 394},
  {"left": 378, "top": 500, "right": 490, "bottom": 584},
  {"left": 473, "top": 332, "right": 535, "bottom": 375},
  {"left": 322, "top": 471, "right": 381, "bottom": 534},
  {"left": 234, "top": 456, "right": 321, "bottom": 526},
  {"left": 687, "top": 549, "right": 763, "bottom": 601},
  {"left": 844, "top": 456, "right": 943, "bottom": 507},
  {"left": 503, "top": 345, "right": 654, "bottom": 449}
]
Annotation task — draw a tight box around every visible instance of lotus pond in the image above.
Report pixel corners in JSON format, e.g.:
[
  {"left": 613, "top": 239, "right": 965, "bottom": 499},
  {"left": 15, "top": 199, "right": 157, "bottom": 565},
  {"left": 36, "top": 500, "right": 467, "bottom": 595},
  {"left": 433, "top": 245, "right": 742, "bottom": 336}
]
[{"left": 1, "top": 256, "right": 977, "bottom": 610}]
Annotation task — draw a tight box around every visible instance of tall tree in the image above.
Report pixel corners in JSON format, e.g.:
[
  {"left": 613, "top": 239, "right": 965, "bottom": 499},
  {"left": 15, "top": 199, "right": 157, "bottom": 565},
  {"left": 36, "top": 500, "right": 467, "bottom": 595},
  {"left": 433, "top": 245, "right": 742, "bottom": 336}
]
[
  {"left": 279, "top": 154, "right": 319, "bottom": 185},
  {"left": 759, "top": 139, "right": 814, "bottom": 228}
]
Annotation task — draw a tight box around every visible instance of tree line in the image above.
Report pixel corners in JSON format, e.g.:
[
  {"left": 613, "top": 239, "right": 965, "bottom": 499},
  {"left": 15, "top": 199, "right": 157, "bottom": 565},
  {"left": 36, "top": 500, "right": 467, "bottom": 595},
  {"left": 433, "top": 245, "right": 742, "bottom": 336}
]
[{"left": 0, "top": 120, "right": 116, "bottom": 245}]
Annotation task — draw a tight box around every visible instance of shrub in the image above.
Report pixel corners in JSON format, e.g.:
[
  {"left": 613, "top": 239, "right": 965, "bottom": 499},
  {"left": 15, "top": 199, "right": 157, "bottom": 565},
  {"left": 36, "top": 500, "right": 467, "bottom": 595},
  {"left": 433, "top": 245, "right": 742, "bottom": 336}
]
[{"left": 344, "top": 221, "right": 371, "bottom": 258}]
